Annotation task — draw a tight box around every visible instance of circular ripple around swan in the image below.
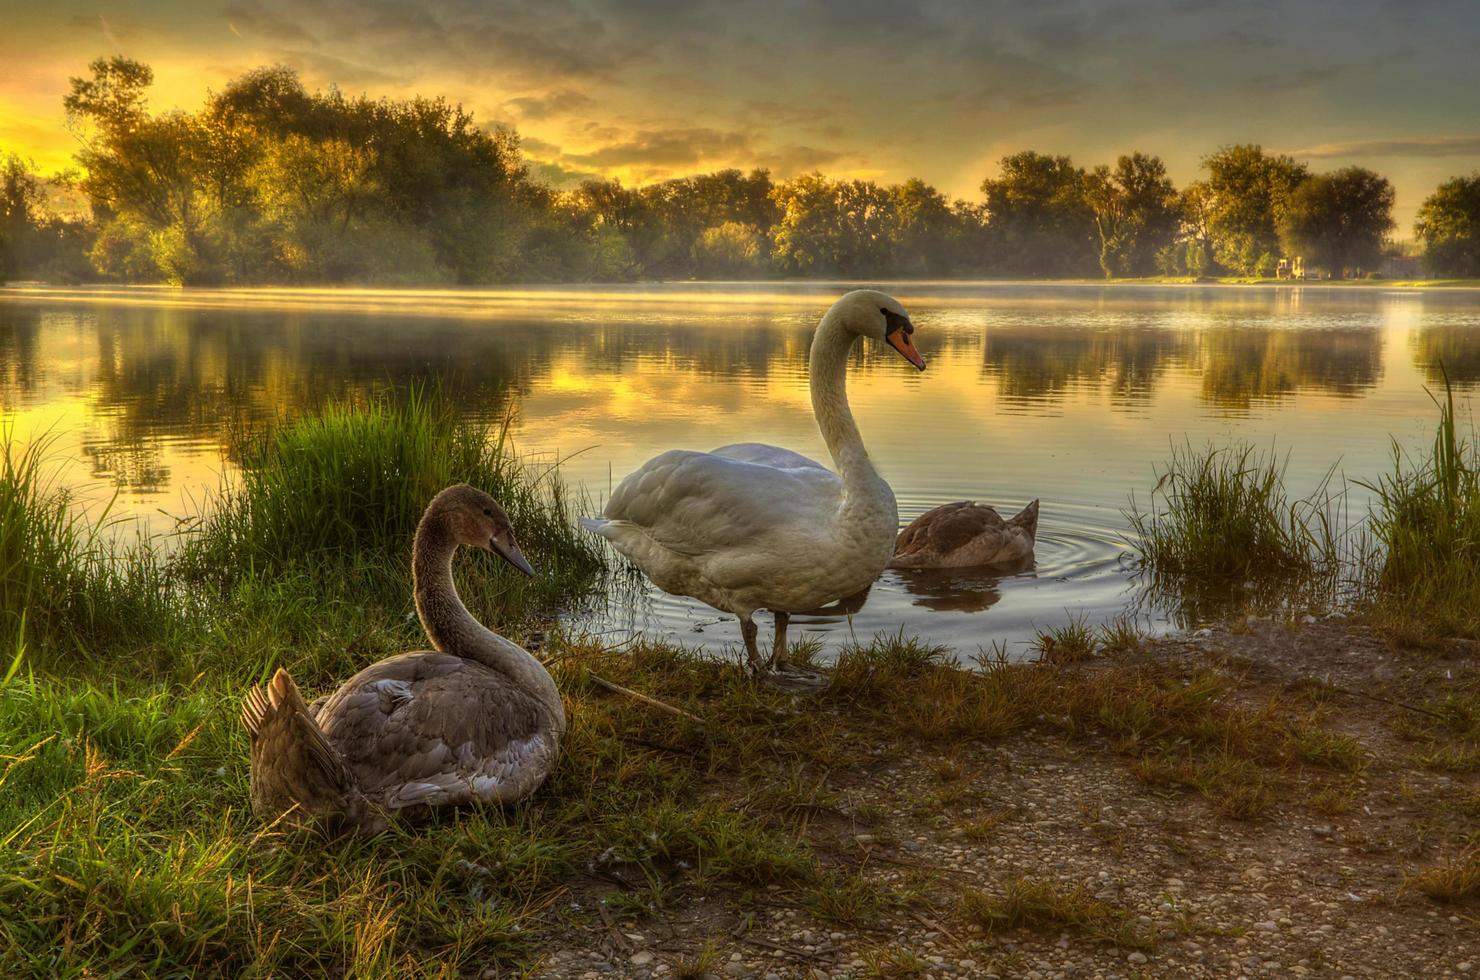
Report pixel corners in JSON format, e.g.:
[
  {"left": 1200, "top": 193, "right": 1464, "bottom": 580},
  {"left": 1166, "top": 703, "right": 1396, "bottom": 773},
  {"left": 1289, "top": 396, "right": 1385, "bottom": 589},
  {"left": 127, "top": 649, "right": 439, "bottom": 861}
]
[{"left": 563, "top": 500, "right": 1169, "bottom": 663}]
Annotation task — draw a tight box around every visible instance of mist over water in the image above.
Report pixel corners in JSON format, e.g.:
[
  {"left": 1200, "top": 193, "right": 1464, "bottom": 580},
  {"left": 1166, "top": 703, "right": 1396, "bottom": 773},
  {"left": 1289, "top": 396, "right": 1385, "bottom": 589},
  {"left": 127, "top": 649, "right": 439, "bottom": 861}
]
[{"left": 3, "top": 281, "right": 1479, "bottom": 658}]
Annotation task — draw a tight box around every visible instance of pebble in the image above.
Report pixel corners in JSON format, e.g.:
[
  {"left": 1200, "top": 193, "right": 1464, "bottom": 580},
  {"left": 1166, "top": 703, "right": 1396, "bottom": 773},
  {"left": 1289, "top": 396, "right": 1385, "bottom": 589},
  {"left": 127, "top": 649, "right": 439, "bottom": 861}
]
[{"left": 629, "top": 951, "right": 654, "bottom": 966}]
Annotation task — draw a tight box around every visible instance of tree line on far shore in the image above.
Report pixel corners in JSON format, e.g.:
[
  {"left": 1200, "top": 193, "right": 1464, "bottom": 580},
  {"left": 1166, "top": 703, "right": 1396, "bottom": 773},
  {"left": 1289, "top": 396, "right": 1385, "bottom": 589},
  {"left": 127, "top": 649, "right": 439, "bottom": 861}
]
[{"left": 3, "top": 58, "right": 1479, "bottom": 286}]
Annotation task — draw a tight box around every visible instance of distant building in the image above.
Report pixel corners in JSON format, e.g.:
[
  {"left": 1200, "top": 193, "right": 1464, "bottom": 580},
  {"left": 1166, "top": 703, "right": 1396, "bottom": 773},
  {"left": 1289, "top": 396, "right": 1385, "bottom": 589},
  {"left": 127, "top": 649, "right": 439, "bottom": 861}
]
[{"left": 1276, "top": 257, "right": 1307, "bottom": 280}]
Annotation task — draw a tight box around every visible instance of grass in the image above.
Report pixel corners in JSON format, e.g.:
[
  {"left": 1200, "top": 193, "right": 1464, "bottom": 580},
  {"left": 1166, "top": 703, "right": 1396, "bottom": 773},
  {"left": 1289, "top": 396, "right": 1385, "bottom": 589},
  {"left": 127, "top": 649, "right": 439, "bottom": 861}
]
[
  {"left": 1127, "top": 441, "right": 1340, "bottom": 619},
  {"left": 5, "top": 591, "right": 1395, "bottom": 975},
  {"left": 1406, "top": 848, "right": 1480, "bottom": 902},
  {"left": 1357, "top": 371, "right": 1480, "bottom": 641},
  {"left": 180, "top": 385, "right": 605, "bottom": 638},
  {"left": 959, "top": 878, "right": 1153, "bottom": 948},
  {"left": 0, "top": 431, "right": 177, "bottom": 668},
  {"left": 1121, "top": 374, "right": 1480, "bottom": 644},
  {"left": 1035, "top": 612, "right": 1099, "bottom": 663}
]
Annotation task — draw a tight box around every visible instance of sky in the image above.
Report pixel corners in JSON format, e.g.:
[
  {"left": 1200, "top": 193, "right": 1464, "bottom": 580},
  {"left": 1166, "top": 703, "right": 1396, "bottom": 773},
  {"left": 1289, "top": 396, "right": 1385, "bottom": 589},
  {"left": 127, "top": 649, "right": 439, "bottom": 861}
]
[{"left": 1, "top": 0, "right": 1478, "bottom": 232}]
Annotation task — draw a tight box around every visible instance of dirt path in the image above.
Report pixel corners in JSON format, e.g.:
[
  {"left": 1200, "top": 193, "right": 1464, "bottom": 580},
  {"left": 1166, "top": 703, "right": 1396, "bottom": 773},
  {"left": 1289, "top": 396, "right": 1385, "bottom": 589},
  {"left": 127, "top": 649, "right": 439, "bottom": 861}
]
[{"left": 532, "top": 620, "right": 1480, "bottom": 979}]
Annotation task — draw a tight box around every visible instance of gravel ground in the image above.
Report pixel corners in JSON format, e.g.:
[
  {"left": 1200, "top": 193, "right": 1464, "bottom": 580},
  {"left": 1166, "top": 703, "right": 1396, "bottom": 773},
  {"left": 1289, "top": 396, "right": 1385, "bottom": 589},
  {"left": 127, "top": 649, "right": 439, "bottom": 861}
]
[{"left": 525, "top": 619, "right": 1479, "bottom": 979}]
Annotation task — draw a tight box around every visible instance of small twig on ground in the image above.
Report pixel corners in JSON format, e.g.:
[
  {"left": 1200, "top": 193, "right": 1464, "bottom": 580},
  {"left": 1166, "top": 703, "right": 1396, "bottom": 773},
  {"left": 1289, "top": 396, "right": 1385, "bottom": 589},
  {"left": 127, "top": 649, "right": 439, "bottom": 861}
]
[
  {"left": 739, "top": 935, "right": 835, "bottom": 961},
  {"left": 595, "top": 897, "right": 632, "bottom": 951},
  {"left": 1323, "top": 682, "right": 1448, "bottom": 719},
  {"left": 589, "top": 672, "right": 704, "bottom": 724},
  {"left": 910, "top": 910, "right": 966, "bottom": 948}
]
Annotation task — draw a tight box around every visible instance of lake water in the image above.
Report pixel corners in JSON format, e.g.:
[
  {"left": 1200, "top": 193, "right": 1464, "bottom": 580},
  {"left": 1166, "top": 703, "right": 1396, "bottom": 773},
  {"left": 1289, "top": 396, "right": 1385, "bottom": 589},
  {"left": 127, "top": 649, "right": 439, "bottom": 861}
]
[{"left": 3, "top": 282, "right": 1478, "bottom": 659}]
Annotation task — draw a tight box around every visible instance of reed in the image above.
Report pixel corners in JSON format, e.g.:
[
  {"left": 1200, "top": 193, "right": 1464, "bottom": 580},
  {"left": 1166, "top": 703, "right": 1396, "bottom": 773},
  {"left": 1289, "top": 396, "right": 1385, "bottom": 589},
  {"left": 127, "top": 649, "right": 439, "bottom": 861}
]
[
  {"left": 1127, "top": 441, "right": 1341, "bottom": 615},
  {"left": 0, "top": 431, "right": 173, "bottom": 667},
  {"left": 180, "top": 385, "right": 606, "bottom": 627},
  {"left": 1357, "top": 370, "right": 1480, "bottom": 640}
]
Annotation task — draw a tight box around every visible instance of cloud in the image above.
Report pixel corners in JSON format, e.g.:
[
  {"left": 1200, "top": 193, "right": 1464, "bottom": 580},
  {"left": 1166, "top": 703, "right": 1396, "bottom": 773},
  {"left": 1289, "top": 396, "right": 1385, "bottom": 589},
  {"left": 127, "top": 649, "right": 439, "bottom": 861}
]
[
  {"left": 224, "top": 1, "right": 320, "bottom": 46},
  {"left": 526, "top": 159, "right": 602, "bottom": 188},
  {"left": 1286, "top": 135, "right": 1480, "bottom": 158},
  {"left": 565, "top": 127, "right": 754, "bottom": 168},
  {"left": 277, "top": 49, "right": 403, "bottom": 88},
  {"left": 500, "top": 89, "right": 594, "bottom": 121},
  {"left": 523, "top": 124, "right": 856, "bottom": 185},
  {"left": 757, "top": 143, "right": 855, "bottom": 175},
  {"left": 1239, "top": 65, "right": 1346, "bottom": 95}
]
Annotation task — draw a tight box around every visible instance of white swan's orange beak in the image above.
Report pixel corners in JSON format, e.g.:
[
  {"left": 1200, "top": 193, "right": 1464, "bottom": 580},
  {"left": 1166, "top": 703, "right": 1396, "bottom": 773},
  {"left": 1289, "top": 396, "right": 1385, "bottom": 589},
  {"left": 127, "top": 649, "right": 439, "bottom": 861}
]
[
  {"left": 489, "top": 535, "right": 535, "bottom": 576},
  {"left": 887, "top": 328, "right": 926, "bottom": 371}
]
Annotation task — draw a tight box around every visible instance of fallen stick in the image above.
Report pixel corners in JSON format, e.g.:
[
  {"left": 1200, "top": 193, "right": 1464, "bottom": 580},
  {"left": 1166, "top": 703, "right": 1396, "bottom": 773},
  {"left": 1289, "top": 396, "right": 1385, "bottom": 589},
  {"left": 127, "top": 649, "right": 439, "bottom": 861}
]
[
  {"left": 588, "top": 672, "right": 704, "bottom": 725},
  {"left": 738, "top": 934, "right": 835, "bottom": 961},
  {"left": 1324, "top": 682, "right": 1447, "bottom": 719},
  {"left": 910, "top": 909, "right": 965, "bottom": 948}
]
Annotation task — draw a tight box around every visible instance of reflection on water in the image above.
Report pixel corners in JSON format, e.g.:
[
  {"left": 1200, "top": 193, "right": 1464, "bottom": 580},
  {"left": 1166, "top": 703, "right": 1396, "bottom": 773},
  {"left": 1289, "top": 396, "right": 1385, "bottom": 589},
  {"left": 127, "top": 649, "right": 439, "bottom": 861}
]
[
  {"left": 4, "top": 282, "right": 1480, "bottom": 658},
  {"left": 1412, "top": 324, "right": 1480, "bottom": 386},
  {"left": 892, "top": 566, "right": 1020, "bottom": 613}
]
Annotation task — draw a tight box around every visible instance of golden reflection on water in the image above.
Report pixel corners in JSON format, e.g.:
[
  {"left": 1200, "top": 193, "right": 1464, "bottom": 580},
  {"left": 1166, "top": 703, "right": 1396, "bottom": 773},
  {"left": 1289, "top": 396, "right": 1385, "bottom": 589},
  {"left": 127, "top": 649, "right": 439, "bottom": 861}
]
[{"left": 3, "top": 283, "right": 1478, "bottom": 654}]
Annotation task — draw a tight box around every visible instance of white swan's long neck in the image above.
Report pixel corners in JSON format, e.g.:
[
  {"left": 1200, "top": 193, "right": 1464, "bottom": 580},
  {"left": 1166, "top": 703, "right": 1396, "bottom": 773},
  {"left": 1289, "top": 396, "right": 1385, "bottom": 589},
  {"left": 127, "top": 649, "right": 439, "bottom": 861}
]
[
  {"left": 412, "top": 519, "right": 563, "bottom": 725},
  {"left": 810, "top": 312, "right": 896, "bottom": 523}
]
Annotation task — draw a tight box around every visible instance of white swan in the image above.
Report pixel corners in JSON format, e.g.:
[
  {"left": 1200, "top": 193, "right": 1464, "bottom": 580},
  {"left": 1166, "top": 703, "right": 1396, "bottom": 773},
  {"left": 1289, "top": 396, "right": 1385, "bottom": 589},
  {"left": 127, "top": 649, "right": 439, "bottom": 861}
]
[{"left": 581, "top": 289, "right": 925, "bottom": 680}]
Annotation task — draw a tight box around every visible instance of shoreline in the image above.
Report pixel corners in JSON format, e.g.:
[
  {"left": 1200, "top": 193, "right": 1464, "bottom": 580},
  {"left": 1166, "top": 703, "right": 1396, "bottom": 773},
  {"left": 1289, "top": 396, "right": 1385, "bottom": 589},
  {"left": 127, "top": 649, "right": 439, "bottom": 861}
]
[
  {"left": 4, "top": 276, "right": 1480, "bottom": 295},
  {"left": 7, "top": 614, "right": 1479, "bottom": 977}
]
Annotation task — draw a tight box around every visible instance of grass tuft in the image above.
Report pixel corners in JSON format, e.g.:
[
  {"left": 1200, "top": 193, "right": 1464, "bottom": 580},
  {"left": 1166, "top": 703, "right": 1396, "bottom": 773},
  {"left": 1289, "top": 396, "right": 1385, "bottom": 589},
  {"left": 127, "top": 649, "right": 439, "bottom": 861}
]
[
  {"left": 1128, "top": 441, "right": 1339, "bottom": 618},
  {"left": 960, "top": 878, "right": 1153, "bottom": 948},
  {"left": 1357, "top": 370, "right": 1480, "bottom": 641},
  {"left": 0, "top": 431, "right": 176, "bottom": 668},
  {"left": 1406, "top": 847, "right": 1480, "bottom": 902},
  {"left": 181, "top": 385, "right": 604, "bottom": 623},
  {"left": 1036, "top": 613, "right": 1099, "bottom": 663}
]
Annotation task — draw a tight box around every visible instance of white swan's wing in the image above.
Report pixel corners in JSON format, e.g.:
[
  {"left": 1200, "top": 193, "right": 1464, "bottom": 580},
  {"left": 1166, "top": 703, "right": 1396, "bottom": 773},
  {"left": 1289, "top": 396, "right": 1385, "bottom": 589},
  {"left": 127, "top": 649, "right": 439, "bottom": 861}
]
[
  {"left": 710, "top": 442, "right": 832, "bottom": 474},
  {"left": 597, "top": 448, "right": 841, "bottom": 557}
]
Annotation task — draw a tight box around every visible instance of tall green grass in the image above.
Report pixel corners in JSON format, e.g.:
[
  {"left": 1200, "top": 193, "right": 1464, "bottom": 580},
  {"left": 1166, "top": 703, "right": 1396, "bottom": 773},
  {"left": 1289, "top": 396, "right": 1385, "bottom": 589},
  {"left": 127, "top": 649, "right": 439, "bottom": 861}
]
[
  {"left": 180, "top": 386, "right": 605, "bottom": 634},
  {"left": 0, "top": 432, "right": 174, "bottom": 667},
  {"left": 1127, "top": 441, "right": 1341, "bottom": 616},
  {"left": 1358, "top": 372, "right": 1480, "bottom": 640}
]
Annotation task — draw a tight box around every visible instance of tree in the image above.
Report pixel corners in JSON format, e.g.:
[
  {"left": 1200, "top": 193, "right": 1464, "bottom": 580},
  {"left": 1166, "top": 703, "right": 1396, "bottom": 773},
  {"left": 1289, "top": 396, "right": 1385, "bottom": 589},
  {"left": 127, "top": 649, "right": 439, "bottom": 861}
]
[
  {"left": 691, "top": 222, "right": 765, "bottom": 278},
  {"left": 979, "top": 152, "right": 1097, "bottom": 277},
  {"left": 62, "top": 56, "right": 153, "bottom": 139},
  {"left": 1415, "top": 174, "right": 1480, "bottom": 278},
  {"left": 0, "top": 154, "right": 46, "bottom": 279},
  {"left": 888, "top": 178, "right": 962, "bottom": 276},
  {"left": 1199, "top": 145, "right": 1307, "bottom": 275},
  {"left": 1277, "top": 167, "right": 1394, "bottom": 276},
  {"left": 1084, "top": 152, "right": 1181, "bottom": 277}
]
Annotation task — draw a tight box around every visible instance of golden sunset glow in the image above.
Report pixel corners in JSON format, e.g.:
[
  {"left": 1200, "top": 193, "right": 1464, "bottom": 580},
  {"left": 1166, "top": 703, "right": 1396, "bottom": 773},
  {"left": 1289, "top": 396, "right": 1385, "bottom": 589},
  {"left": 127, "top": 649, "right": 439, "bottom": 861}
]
[{"left": 3, "top": 2, "right": 1480, "bottom": 229}]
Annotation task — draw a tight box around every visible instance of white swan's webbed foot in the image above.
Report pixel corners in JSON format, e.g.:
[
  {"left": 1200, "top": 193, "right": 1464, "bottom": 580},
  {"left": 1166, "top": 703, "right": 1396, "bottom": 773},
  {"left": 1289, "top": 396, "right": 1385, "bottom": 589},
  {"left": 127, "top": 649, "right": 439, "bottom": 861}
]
[
  {"left": 761, "top": 610, "right": 827, "bottom": 691},
  {"left": 761, "top": 665, "right": 829, "bottom": 692}
]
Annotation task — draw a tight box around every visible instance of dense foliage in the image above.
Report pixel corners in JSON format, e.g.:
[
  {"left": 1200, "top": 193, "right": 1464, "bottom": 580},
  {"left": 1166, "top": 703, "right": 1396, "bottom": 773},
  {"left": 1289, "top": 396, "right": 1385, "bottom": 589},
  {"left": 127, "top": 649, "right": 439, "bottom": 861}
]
[
  {"left": 1415, "top": 174, "right": 1480, "bottom": 278},
  {"left": 1277, "top": 168, "right": 1395, "bottom": 276},
  {"left": 0, "top": 58, "right": 1468, "bottom": 284}
]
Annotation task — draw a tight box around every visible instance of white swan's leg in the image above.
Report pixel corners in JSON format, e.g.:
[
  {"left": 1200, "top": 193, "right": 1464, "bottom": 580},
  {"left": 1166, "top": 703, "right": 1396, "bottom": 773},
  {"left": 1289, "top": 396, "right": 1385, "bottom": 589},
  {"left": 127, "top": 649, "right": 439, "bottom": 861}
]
[
  {"left": 763, "top": 610, "right": 827, "bottom": 691},
  {"left": 740, "top": 614, "right": 763, "bottom": 673}
]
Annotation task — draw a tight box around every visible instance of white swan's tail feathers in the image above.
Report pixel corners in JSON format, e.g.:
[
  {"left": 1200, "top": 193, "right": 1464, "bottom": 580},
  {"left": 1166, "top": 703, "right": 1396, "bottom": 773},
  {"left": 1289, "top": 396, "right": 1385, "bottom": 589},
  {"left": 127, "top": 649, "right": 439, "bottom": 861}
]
[{"left": 578, "top": 516, "right": 610, "bottom": 534}]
